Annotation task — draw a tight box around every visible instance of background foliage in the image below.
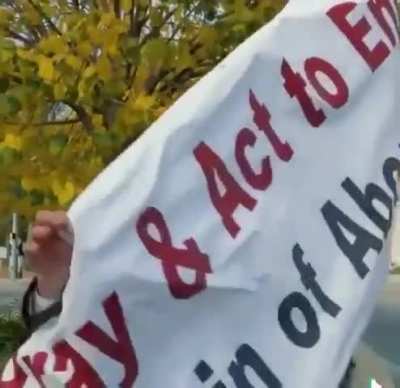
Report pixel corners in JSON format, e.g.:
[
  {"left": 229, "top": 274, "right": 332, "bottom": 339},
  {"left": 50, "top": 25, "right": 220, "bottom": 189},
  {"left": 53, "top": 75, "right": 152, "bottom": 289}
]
[
  {"left": 0, "top": 0, "right": 285, "bottom": 236},
  {"left": 0, "top": 0, "right": 284, "bottom": 368},
  {"left": 0, "top": 312, "right": 25, "bottom": 369}
]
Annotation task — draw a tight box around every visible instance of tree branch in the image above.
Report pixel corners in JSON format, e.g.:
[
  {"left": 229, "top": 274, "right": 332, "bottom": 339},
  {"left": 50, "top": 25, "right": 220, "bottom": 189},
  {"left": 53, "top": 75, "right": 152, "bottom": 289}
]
[
  {"left": 28, "top": 0, "right": 63, "bottom": 37},
  {"left": 2, "top": 119, "right": 80, "bottom": 127},
  {"left": 145, "top": 69, "right": 169, "bottom": 94},
  {"left": 130, "top": 1, "right": 143, "bottom": 37},
  {"left": 157, "top": 59, "right": 210, "bottom": 94},
  {"left": 137, "top": 4, "right": 176, "bottom": 44},
  {"left": 114, "top": 0, "right": 121, "bottom": 18},
  {"left": 124, "top": 65, "right": 138, "bottom": 101},
  {"left": 167, "top": 23, "right": 181, "bottom": 42},
  {"left": 160, "top": 6, "right": 179, "bottom": 30},
  {"left": 129, "top": 1, "right": 135, "bottom": 34},
  {"left": 167, "top": 5, "right": 198, "bottom": 43},
  {"left": 136, "top": 10, "right": 150, "bottom": 34},
  {"left": 7, "top": 30, "right": 34, "bottom": 46},
  {"left": 65, "top": 102, "right": 94, "bottom": 131}
]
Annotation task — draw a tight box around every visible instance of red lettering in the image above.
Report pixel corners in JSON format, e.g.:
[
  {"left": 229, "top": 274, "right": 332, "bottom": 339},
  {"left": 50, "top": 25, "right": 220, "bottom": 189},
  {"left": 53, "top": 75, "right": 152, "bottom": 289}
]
[
  {"left": 0, "top": 357, "right": 28, "bottom": 387},
  {"left": 53, "top": 340, "right": 105, "bottom": 387},
  {"left": 137, "top": 207, "right": 212, "bottom": 298},
  {"left": 21, "top": 352, "right": 48, "bottom": 388},
  {"left": 304, "top": 57, "right": 349, "bottom": 109},
  {"left": 249, "top": 90, "right": 294, "bottom": 162},
  {"left": 281, "top": 58, "right": 326, "bottom": 127},
  {"left": 194, "top": 142, "right": 257, "bottom": 237},
  {"left": 327, "top": 2, "right": 391, "bottom": 72},
  {"left": 2, "top": 350, "right": 101, "bottom": 387},
  {"left": 2, "top": 294, "right": 137, "bottom": 387},
  {"left": 235, "top": 128, "right": 273, "bottom": 190},
  {"left": 368, "top": 0, "right": 399, "bottom": 47},
  {"left": 76, "top": 292, "right": 138, "bottom": 388}
]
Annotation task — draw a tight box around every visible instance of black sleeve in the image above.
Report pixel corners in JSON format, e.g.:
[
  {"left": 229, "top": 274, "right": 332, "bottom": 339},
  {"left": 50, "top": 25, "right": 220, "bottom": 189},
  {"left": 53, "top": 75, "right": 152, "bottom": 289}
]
[
  {"left": 21, "top": 277, "right": 62, "bottom": 342},
  {"left": 338, "top": 359, "right": 356, "bottom": 388}
]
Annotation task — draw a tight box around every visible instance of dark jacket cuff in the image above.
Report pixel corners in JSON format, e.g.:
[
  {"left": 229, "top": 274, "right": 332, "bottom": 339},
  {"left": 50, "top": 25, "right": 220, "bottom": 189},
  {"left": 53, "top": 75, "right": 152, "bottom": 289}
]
[{"left": 21, "top": 277, "right": 62, "bottom": 338}]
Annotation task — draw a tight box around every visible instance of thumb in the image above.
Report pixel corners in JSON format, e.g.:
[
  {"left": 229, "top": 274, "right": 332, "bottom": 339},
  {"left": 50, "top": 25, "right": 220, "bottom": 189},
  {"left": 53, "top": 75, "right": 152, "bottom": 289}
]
[{"left": 57, "top": 217, "right": 74, "bottom": 246}]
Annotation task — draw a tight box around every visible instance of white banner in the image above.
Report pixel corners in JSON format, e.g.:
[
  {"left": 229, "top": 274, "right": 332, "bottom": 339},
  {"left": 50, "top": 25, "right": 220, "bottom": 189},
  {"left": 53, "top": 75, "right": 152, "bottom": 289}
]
[{"left": 2, "top": 0, "right": 400, "bottom": 387}]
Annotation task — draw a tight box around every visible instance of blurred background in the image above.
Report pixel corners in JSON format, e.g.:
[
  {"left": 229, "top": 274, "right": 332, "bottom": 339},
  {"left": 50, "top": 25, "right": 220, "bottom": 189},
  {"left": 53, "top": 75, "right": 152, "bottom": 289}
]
[{"left": 0, "top": 0, "right": 285, "bottom": 225}]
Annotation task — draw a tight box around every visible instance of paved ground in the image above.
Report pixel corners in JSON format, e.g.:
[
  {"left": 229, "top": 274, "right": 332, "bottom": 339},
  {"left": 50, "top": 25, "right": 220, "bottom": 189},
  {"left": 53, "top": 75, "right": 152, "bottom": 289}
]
[
  {"left": 364, "top": 277, "right": 400, "bottom": 363},
  {"left": 363, "top": 276, "right": 400, "bottom": 385},
  {"left": 0, "top": 279, "right": 29, "bottom": 314}
]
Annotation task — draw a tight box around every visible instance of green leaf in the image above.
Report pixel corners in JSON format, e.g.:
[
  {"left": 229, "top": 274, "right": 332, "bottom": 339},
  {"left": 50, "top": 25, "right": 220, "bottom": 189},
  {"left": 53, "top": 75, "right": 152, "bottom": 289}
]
[
  {"left": 123, "top": 37, "right": 140, "bottom": 64},
  {"left": 0, "top": 78, "right": 9, "bottom": 93},
  {"left": 6, "top": 96, "right": 22, "bottom": 114},
  {"left": 49, "top": 135, "right": 68, "bottom": 156},
  {"left": 94, "top": 132, "right": 113, "bottom": 148},
  {"left": 9, "top": 179, "right": 24, "bottom": 199},
  {"left": 0, "top": 95, "right": 21, "bottom": 115},
  {"left": 150, "top": 9, "right": 163, "bottom": 28},
  {"left": 30, "top": 190, "right": 45, "bottom": 206},
  {"left": 0, "top": 38, "right": 15, "bottom": 50},
  {"left": 141, "top": 39, "right": 169, "bottom": 68}
]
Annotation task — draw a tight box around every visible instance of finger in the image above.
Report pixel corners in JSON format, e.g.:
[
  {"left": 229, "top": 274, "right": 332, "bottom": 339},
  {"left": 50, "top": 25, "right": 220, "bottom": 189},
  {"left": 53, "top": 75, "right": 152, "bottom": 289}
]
[
  {"left": 35, "top": 210, "right": 73, "bottom": 245},
  {"left": 58, "top": 226, "right": 74, "bottom": 246},
  {"left": 31, "top": 225, "right": 53, "bottom": 242},
  {"left": 24, "top": 241, "right": 40, "bottom": 260},
  {"left": 23, "top": 241, "right": 49, "bottom": 275},
  {"left": 53, "top": 211, "right": 74, "bottom": 245},
  {"left": 35, "top": 211, "right": 67, "bottom": 229}
]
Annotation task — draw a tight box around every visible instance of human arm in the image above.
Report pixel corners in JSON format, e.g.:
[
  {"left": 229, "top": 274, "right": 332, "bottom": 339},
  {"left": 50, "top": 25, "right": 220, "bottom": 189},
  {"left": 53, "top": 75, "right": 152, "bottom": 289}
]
[{"left": 21, "top": 211, "right": 73, "bottom": 339}]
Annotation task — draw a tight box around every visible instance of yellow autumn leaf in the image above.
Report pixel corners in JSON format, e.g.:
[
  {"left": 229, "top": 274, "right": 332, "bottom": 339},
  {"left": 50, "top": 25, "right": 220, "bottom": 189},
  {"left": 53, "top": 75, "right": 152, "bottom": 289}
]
[
  {"left": 65, "top": 55, "right": 82, "bottom": 70},
  {"left": 25, "top": 8, "right": 41, "bottom": 25},
  {"left": 21, "top": 176, "right": 38, "bottom": 192},
  {"left": 0, "top": 9, "right": 12, "bottom": 28},
  {"left": 51, "top": 179, "right": 75, "bottom": 205},
  {"left": 197, "top": 26, "right": 219, "bottom": 47},
  {"left": 59, "top": 181, "right": 75, "bottom": 205},
  {"left": 96, "top": 55, "right": 112, "bottom": 81},
  {"left": 120, "top": 106, "right": 139, "bottom": 126},
  {"left": 234, "top": 0, "right": 255, "bottom": 21},
  {"left": 100, "top": 13, "right": 115, "bottom": 28},
  {"left": 39, "top": 36, "right": 68, "bottom": 55},
  {"left": 155, "top": 106, "right": 168, "bottom": 118},
  {"left": 78, "top": 80, "right": 87, "bottom": 99},
  {"left": 133, "top": 94, "right": 156, "bottom": 111},
  {"left": 121, "top": 0, "right": 132, "bottom": 12},
  {"left": 1, "top": 124, "right": 20, "bottom": 134},
  {"left": 3, "top": 134, "right": 22, "bottom": 151},
  {"left": 54, "top": 82, "right": 67, "bottom": 99},
  {"left": 92, "top": 114, "right": 104, "bottom": 128},
  {"left": 76, "top": 41, "right": 92, "bottom": 58},
  {"left": 83, "top": 65, "right": 96, "bottom": 79},
  {"left": 104, "top": 34, "right": 119, "bottom": 57},
  {"left": 175, "top": 44, "right": 195, "bottom": 71},
  {"left": 17, "top": 49, "right": 34, "bottom": 61},
  {"left": 87, "top": 26, "right": 103, "bottom": 45},
  {"left": 37, "top": 55, "right": 55, "bottom": 81}
]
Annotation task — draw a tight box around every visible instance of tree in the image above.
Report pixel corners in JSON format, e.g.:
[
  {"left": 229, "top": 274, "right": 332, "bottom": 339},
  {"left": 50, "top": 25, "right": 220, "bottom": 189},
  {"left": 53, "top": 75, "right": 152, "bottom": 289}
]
[{"left": 0, "top": 0, "right": 285, "bottom": 221}]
